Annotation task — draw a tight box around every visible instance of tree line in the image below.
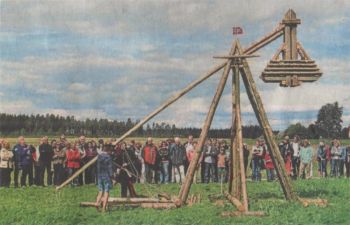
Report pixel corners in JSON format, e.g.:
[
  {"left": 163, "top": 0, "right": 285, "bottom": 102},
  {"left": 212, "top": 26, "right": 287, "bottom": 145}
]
[{"left": 0, "top": 113, "right": 264, "bottom": 139}]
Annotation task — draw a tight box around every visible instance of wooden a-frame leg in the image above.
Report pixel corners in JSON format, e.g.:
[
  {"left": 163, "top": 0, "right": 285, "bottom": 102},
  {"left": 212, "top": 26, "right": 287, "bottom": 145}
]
[
  {"left": 237, "top": 42, "right": 297, "bottom": 201},
  {"left": 178, "top": 42, "right": 237, "bottom": 206}
]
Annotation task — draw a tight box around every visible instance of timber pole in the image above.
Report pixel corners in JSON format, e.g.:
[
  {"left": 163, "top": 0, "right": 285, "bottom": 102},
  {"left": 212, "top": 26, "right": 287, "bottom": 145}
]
[
  {"left": 229, "top": 57, "right": 241, "bottom": 198},
  {"left": 233, "top": 60, "right": 248, "bottom": 211},
  {"left": 56, "top": 62, "right": 226, "bottom": 191},
  {"left": 237, "top": 45, "right": 297, "bottom": 201},
  {"left": 178, "top": 41, "right": 237, "bottom": 205}
]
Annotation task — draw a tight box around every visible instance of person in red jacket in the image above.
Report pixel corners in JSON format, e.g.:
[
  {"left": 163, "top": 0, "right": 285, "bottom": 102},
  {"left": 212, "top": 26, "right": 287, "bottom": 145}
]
[
  {"left": 66, "top": 142, "right": 81, "bottom": 186},
  {"left": 141, "top": 137, "right": 158, "bottom": 183}
]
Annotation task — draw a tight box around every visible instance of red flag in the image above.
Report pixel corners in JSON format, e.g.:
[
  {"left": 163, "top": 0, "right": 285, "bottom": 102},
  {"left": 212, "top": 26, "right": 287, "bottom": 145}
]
[{"left": 232, "top": 27, "right": 243, "bottom": 35}]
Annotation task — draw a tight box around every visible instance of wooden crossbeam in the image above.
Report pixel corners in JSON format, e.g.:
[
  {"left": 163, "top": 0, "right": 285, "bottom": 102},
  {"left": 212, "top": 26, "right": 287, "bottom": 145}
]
[{"left": 213, "top": 54, "right": 259, "bottom": 59}]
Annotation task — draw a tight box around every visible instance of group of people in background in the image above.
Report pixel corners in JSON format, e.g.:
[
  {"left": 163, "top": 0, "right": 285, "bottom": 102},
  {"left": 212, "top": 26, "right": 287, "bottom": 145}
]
[{"left": 0, "top": 134, "right": 349, "bottom": 190}]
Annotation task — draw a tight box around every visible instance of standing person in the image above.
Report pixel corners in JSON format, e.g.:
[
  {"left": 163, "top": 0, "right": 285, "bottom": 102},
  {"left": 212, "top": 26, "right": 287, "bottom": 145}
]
[
  {"left": 291, "top": 136, "right": 300, "bottom": 180},
  {"left": 243, "top": 143, "right": 250, "bottom": 175},
  {"left": 84, "top": 141, "right": 98, "bottom": 184},
  {"left": 134, "top": 142, "right": 144, "bottom": 183},
  {"left": 141, "top": 138, "right": 157, "bottom": 183},
  {"left": 169, "top": 137, "right": 186, "bottom": 183},
  {"left": 115, "top": 142, "right": 138, "bottom": 198},
  {"left": 339, "top": 145, "right": 346, "bottom": 177},
  {"left": 331, "top": 139, "right": 342, "bottom": 177},
  {"left": 217, "top": 147, "right": 227, "bottom": 183},
  {"left": 78, "top": 136, "right": 86, "bottom": 185},
  {"left": 264, "top": 149, "right": 275, "bottom": 182},
  {"left": 299, "top": 139, "right": 313, "bottom": 179},
  {"left": 158, "top": 141, "right": 170, "bottom": 184},
  {"left": 66, "top": 142, "right": 81, "bottom": 186},
  {"left": 203, "top": 139, "right": 216, "bottom": 183},
  {"left": 32, "top": 139, "right": 42, "bottom": 186},
  {"left": 95, "top": 144, "right": 113, "bottom": 212},
  {"left": 184, "top": 135, "right": 194, "bottom": 174},
  {"left": 19, "top": 144, "right": 35, "bottom": 187},
  {"left": 38, "top": 137, "right": 53, "bottom": 186},
  {"left": 279, "top": 136, "right": 293, "bottom": 176},
  {"left": 345, "top": 144, "right": 350, "bottom": 178},
  {"left": 317, "top": 141, "right": 327, "bottom": 177},
  {"left": 186, "top": 141, "right": 199, "bottom": 183},
  {"left": 12, "top": 136, "right": 28, "bottom": 188},
  {"left": 251, "top": 139, "right": 264, "bottom": 181},
  {"left": 52, "top": 143, "right": 66, "bottom": 186},
  {"left": 325, "top": 143, "right": 332, "bottom": 177},
  {"left": 0, "top": 141, "right": 14, "bottom": 187}
]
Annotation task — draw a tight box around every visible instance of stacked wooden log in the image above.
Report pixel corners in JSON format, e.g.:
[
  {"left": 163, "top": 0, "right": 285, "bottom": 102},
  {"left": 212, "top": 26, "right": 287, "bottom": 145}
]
[{"left": 80, "top": 197, "right": 177, "bottom": 209}]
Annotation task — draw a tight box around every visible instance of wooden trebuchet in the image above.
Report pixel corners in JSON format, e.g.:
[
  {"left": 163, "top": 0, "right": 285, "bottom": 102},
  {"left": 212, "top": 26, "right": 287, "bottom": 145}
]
[
  {"left": 238, "top": 43, "right": 297, "bottom": 201},
  {"left": 56, "top": 61, "right": 227, "bottom": 191},
  {"left": 221, "top": 211, "right": 266, "bottom": 217},
  {"left": 178, "top": 41, "right": 237, "bottom": 205},
  {"left": 223, "top": 191, "right": 245, "bottom": 212}
]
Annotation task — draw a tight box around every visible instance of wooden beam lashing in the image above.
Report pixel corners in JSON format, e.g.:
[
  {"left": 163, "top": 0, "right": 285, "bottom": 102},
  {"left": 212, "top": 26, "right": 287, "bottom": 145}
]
[
  {"left": 237, "top": 43, "right": 297, "bottom": 201},
  {"left": 178, "top": 41, "right": 236, "bottom": 205}
]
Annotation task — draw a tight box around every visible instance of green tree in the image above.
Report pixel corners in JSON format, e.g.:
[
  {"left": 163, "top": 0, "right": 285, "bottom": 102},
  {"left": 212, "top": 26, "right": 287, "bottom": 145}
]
[
  {"left": 315, "top": 102, "right": 343, "bottom": 138},
  {"left": 284, "top": 123, "right": 309, "bottom": 138}
]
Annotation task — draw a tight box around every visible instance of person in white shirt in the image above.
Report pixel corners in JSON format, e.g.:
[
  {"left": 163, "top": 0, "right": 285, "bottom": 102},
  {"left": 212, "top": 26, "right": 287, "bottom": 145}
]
[{"left": 292, "top": 135, "right": 300, "bottom": 180}]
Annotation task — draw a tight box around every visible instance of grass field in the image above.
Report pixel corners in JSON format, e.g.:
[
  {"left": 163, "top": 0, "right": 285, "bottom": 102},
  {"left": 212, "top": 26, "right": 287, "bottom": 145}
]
[{"left": 0, "top": 179, "right": 349, "bottom": 225}]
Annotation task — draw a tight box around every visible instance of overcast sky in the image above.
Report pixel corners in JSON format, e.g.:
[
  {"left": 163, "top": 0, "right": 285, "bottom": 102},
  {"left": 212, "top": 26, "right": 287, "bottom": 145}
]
[{"left": 0, "top": 0, "right": 349, "bottom": 130}]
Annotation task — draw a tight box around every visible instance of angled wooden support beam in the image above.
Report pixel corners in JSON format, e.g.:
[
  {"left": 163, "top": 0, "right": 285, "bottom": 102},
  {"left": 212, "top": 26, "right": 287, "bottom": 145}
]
[
  {"left": 56, "top": 61, "right": 226, "bottom": 191},
  {"left": 237, "top": 44, "right": 298, "bottom": 201},
  {"left": 224, "top": 191, "right": 245, "bottom": 212},
  {"left": 178, "top": 41, "right": 237, "bottom": 206}
]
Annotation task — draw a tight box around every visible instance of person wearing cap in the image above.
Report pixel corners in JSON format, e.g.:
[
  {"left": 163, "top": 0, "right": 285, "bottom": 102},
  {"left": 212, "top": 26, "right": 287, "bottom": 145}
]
[
  {"left": 278, "top": 136, "right": 293, "bottom": 176},
  {"left": 299, "top": 139, "right": 313, "bottom": 179},
  {"left": 317, "top": 141, "right": 327, "bottom": 177}
]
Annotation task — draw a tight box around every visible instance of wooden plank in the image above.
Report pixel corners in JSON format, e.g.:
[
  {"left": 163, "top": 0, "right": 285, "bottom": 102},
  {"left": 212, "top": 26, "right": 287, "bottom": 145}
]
[
  {"left": 213, "top": 54, "right": 259, "bottom": 59},
  {"left": 238, "top": 44, "right": 298, "bottom": 201},
  {"left": 221, "top": 211, "right": 266, "bottom": 217},
  {"left": 178, "top": 41, "right": 236, "bottom": 205}
]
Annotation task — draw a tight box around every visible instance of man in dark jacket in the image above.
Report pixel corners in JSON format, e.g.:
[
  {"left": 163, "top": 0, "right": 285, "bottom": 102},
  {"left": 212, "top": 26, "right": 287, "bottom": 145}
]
[
  {"left": 169, "top": 137, "right": 186, "bottom": 183},
  {"left": 18, "top": 143, "right": 35, "bottom": 187},
  {"left": 95, "top": 144, "right": 113, "bottom": 212},
  {"left": 115, "top": 142, "right": 138, "bottom": 198},
  {"left": 12, "top": 136, "right": 31, "bottom": 187},
  {"left": 38, "top": 136, "right": 53, "bottom": 186}
]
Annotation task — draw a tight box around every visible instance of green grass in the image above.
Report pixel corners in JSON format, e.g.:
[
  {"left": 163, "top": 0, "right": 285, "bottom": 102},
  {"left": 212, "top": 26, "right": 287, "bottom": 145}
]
[{"left": 0, "top": 179, "right": 349, "bottom": 225}]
